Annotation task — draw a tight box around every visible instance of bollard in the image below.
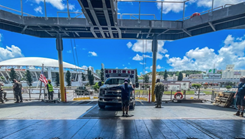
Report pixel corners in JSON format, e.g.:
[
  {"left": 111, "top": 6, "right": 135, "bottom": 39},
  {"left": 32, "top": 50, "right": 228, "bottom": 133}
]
[
  {"left": 171, "top": 90, "right": 172, "bottom": 101},
  {"left": 184, "top": 90, "right": 186, "bottom": 99},
  {"left": 149, "top": 87, "right": 151, "bottom": 103},
  {"left": 64, "top": 87, "right": 67, "bottom": 102}
]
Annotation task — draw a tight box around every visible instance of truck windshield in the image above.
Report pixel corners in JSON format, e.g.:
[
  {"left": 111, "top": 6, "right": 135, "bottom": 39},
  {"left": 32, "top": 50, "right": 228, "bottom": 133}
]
[{"left": 105, "top": 78, "right": 125, "bottom": 85}]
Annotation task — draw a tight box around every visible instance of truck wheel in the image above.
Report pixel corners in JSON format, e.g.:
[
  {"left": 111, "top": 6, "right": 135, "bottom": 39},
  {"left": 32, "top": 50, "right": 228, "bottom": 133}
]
[
  {"left": 130, "top": 104, "right": 135, "bottom": 110},
  {"left": 98, "top": 103, "right": 105, "bottom": 109}
]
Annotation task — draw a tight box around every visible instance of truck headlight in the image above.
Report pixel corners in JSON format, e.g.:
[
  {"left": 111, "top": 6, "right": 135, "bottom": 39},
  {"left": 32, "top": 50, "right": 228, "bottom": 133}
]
[{"left": 116, "top": 90, "right": 121, "bottom": 92}]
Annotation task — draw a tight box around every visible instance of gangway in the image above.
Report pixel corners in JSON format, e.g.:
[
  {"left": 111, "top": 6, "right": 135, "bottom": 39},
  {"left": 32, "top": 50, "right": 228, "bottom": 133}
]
[{"left": 0, "top": 0, "right": 244, "bottom": 102}]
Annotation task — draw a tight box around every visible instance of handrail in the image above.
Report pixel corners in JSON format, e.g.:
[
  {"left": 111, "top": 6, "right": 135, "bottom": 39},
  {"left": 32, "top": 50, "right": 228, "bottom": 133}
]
[
  {"left": 57, "top": 11, "right": 84, "bottom": 18},
  {"left": 0, "top": 4, "right": 34, "bottom": 17},
  {"left": 176, "top": 5, "right": 224, "bottom": 21},
  {"left": 118, "top": 13, "right": 156, "bottom": 20}
]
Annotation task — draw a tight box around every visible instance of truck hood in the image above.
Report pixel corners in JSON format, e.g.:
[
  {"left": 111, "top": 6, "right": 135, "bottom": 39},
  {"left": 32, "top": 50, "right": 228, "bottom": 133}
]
[{"left": 100, "top": 84, "right": 122, "bottom": 89}]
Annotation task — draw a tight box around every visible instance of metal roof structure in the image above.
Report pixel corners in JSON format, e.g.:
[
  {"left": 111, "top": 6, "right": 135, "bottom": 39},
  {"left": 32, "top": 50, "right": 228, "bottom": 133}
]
[
  {"left": 0, "top": 0, "right": 244, "bottom": 40},
  {"left": 0, "top": 57, "right": 85, "bottom": 70}
]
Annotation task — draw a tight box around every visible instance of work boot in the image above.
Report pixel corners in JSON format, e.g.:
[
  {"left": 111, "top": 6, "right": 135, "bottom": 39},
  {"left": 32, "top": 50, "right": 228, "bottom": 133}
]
[
  {"left": 4, "top": 98, "right": 8, "bottom": 101},
  {"left": 240, "top": 112, "right": 244, "bottom": 117},
  {"left": 234, "top": 111, "right": 240, "bottom": 116},
  {"left": 15, "top": 101, "right": 19, "bottom": 103},
  {"left": 20, "top": 101, "right": 23, "bottom": 103}
]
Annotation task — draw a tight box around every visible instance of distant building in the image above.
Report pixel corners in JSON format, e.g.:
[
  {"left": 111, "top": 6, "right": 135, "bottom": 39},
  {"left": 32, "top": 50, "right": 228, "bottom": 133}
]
[
  {"left": 101, "top": 63, "right": 104, "bottom": 69},
  {"left": 207, "top": 73, "right": 222, "bottom": 79},
  {"left": 96, "top": 69, "right": 101, "bottom": 77},
  {"left": 222, "top": 65, "right": 245, "bottom": 79},
  {"left": 189, "top": 74, "right": 203, "bottom": 79}
]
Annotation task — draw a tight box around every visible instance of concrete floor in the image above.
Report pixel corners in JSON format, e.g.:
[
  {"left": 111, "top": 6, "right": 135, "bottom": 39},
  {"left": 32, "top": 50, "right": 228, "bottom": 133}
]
[{"left": 0, "top": 100, "right": 245, "bottom": 138}]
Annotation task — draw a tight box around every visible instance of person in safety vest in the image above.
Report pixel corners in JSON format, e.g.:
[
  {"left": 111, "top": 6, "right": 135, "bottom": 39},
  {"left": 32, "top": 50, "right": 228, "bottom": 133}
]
[
  {"left": 13, "top": 79, "right": 23, "bottom": 103},
  {"left": 154, "top": 79, "right": 164, "bottom": 108},
  {"left": 47, "top": 80, "right": 54, "bottom": 100}
]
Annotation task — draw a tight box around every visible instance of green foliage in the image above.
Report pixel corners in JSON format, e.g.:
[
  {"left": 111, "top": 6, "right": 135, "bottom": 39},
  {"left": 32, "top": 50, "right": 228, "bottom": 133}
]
[
  {"left": 66, "top": 70, "right": 71, "bottom": 86},
  {"left": 143, "top": 74, "right": 149, "bottom": 83},
  {"left": 0, "top": 76, "right": 4, "bottom": 81},
  {"left": 25, "top": 70, "right": 32, "bottom": 87},
  {"left": 164, "top": 70, "right": 168, "bottom": 81},
  {"left": 147, "top": 70, "right": 202, "bottom": 77},
  {"left": 100, "top": 68, "right": 104, "bottom": 82},
  {"left": 192, "top": 83, "right": 201, "bottom": 90},
  {"left": 88, "top": 69, "right": 94, "bottom": 85},
  {"left": 55, "top": 73, "right": 60, "bottom": 87},
  {"left": 178, "top": 72, "right": 183, "bottom": 81},
  {"left": 9, "top": 68, "right": 17, "bottom": 82},
  {"left": 93, "top": 82, "right": 104, "bottom": 91},
  {"left": 82, "top": 73, "right": 86, "bottom": 81},
  {"left": 226, "top": 85, "right": 232, "bottom": 90}
]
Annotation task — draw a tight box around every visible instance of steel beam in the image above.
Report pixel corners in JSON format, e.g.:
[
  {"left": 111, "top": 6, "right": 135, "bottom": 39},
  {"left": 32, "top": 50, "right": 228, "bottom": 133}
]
[
  {"left": 116, "top": 27, "right": 122, "bottom": 38},
  {"left": 38, "top": 26, "right": 54, "bottom": 37},
  {"left": 182, "top": 29, "right": 192, "bottom": 36},
  {"left": 151, "top": 36, "right": 157, "bottom": 102},
  {"left": 56, "top": 34, "right": 66, "bottom": 102},
  {"left": 157, "top": 29, "right": 170, "bottom": 36},
  {"left": 75, "top": 32, "right": 80, "bottom": 37},
  {"left": 21, "top": 25, "right": 27, "bottom": 34},
  {"left": 58, "top": 26, "right": 69, "bottom": 36},
  {"left": 110, "top": 0, "right": 118, "bottom": 25},
  {"left": 90, "top": 27, "right": 98, "bottom": 38},
  {"left": 86, "top": 0, "right": 105, "bottom": 38},
  {"left": 146, "top": 28, "right": 152, "bottom": 38},
  {"left": 102, "top": 0, "right": 114, "bottom": 38},
  {"left": 208, "top": 22, "right": 216, "bottom": 31}
]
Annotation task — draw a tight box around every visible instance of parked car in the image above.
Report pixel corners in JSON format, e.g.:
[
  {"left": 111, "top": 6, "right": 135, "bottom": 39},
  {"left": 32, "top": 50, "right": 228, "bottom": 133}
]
[
  {"left": 194, "top": 91, "right": 206, "bottom": 96},
  {"left": 74, "top": 86, "right": 92, "bottom": 95}
]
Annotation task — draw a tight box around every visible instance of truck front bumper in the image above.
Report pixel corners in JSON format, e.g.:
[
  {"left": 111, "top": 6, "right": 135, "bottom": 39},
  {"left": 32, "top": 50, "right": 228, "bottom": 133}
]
[{"left": 98, "top": 97, "right": 135, "bottom": 105}]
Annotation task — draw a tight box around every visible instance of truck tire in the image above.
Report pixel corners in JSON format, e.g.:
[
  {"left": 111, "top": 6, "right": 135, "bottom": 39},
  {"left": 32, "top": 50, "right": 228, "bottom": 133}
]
[{"left": 98, "top": 103, "right": 105, "bottom": 109}]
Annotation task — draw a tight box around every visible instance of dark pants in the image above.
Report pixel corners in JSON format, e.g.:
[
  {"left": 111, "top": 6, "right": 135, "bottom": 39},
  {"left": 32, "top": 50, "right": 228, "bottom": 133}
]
[
  {"left": 236, "top": 96, "right": 245, "bottom": 106},
  {"left": 156, "top": 92, "right": 163, "bottom": 107},
  {"left": 48, "top": 91, "right": 54, "bottom": 100},
  {"left": 15, "top": 91, "right": 23, "bottom": 102},
  {"left": 0, "top": 91, "right": 7, "bottom": 103}
]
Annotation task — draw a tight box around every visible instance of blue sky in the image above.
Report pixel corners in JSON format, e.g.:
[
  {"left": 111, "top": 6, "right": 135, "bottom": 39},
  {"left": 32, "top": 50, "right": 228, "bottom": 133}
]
[{"left": 0, "top": 0, "right": 245, "bottom": 75}]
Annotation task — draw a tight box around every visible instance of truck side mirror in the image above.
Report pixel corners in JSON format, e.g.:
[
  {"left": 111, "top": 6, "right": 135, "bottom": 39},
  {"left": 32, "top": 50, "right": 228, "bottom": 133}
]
[{"left": 98, "top": 81, "right": 102, "bottom": 87}]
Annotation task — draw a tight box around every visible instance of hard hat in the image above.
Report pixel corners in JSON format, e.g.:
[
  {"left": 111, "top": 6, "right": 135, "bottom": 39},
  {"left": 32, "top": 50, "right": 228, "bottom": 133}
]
[
  {"left": 48, "top": 79, "right": 51, "bottom": 82},
  {"left": 124, "top": 78, "right": 128, "bottom": 83}
]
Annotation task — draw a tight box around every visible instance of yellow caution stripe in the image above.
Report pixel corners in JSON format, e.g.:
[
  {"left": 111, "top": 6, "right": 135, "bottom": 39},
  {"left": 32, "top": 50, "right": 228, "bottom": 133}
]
[
  {"left": 136, "top": 97, "right": 148, "bottom": 101},
  {"left": 73, "top": 97, "right": 90, "bottom": 101}
]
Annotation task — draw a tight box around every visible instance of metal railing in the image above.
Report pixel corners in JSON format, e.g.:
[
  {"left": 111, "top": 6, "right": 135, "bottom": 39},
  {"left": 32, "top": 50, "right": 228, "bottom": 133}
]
[
  {"left": 57, "top": 11, "right": 84, "bottom": 19},
  {"left": 0, "top": 4, "right": 34, "bottom": 17},
  {"left": 118, "top": 13, "right": 156, "bottom": 20}
]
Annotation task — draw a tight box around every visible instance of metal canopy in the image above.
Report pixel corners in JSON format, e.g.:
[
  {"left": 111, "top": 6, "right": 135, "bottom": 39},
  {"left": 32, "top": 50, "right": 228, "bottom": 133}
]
[{"left": 0, "top": 1, "right": 244, "bottom": 40}]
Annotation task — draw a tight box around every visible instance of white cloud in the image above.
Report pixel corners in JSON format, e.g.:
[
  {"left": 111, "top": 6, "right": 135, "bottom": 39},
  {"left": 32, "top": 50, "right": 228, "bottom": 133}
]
[
  {"left": 140, "top": 62, "right": 146, "bottom": 65},
  {"left": 67, "top": 50, "right": 72, "bottom": 53},
  {"left": 34, "top": 6, "right": 43, "bottom": 14},
  {"left": 35, "top": 0, "right": 76, "bottom": 11},
  {"left": 167, "top": 35, "right": 245, "bottom": 71},
  {"left": 195, "top": 0, "right": 244, "bottom": 8},
  {"left": 124, "top": 67, "right": 128, "bottom": 69},
  {"left": 133, "top": 54, "right": 143, "bottom": 61},
  {"left": 116, "top": 67, "right": 118, "bottom": 69},
  {"left": 157, "top": 65, "right": 163, "bottom": 69},
  {"left": 122, "top": 64, "right": 125, "bottom": 66},
  {"left": 165, "top": 54, "right": 170, "bottom": 58},
  {"left": 81, "top": 65, "right": 88, "bottom": 69},
  {"left": 88, "top": 51, "right": 97, "bottom": 56},
  {"left": 130, "top": 40, "right": 167, "bottom": 60},
  {"left": 127, "top": 42, "right": 133, "bottom": 48},
  {"left": 68, "top": 4, "right": 75, "bottom": 10},
  {"left": 0, "top": 45, "right": 24, "bottom": 62},
  {"left": 156, "top": 0, "right": 184, "bottom": 14},
  {"left": 155, "top": 0, "right": 244, "bottom": 14},
  {"left": 35, "top": 0, "right": 65, "bottom": 10}
]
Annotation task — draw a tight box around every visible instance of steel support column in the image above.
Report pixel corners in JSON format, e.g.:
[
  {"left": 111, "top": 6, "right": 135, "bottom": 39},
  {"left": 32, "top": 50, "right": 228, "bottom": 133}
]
[
  {"left": 151, "top": 36, "right": 157, "bottom": 102},
  {"left": 56, "top": 34, "right": 65, "bottom": 102}
]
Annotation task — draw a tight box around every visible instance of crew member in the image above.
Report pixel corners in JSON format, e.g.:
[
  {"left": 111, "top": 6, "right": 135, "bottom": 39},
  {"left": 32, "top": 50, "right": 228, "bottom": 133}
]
[
  {"left": 234, "top": 76, "right": 245, "bottom": 117},
  {"left": 121, "top": 78, "right": 134, "bottom": 117},
  {"left": 13, "top": 79, "right": 23, "bottom": 103},
  {"left": 0, "top": 83, "right": 7, "bottom": 103},
  {"left": 47, "top": 80, "right": 54, "bottom": 100},
  {"left": 154, "top": 79, "right": 164, "bottom": 108}
]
